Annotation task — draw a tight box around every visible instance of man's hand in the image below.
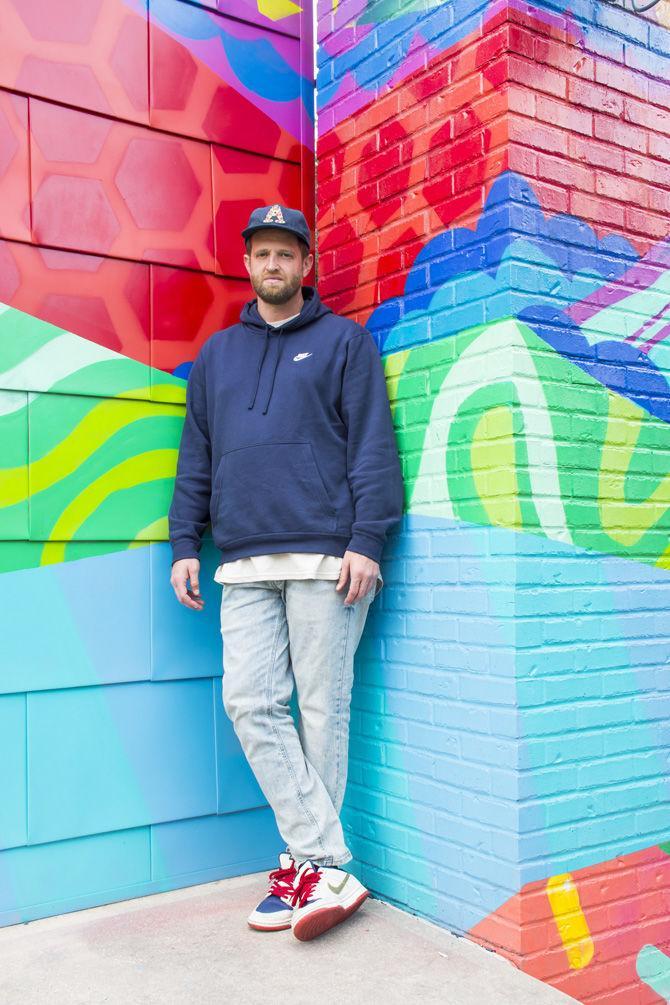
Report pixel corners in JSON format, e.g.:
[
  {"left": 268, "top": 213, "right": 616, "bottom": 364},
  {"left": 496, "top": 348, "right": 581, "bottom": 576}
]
[
  {"left": 336, "top": 550, "right": 379, "bottom": 606},
  {"left": 171, "top": 558, "right": 205, "bottom": 611}
]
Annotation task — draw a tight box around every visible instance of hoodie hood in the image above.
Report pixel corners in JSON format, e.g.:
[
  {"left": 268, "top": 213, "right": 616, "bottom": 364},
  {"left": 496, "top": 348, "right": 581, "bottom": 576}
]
[{"left": 240, "top": 286, "right": 332, "bottom": 415}]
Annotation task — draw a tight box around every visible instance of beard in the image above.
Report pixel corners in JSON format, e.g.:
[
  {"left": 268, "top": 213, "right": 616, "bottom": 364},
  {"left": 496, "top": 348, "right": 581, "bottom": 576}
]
[{"left": 252, "top": 272, "right": 303, "bottom": 305}]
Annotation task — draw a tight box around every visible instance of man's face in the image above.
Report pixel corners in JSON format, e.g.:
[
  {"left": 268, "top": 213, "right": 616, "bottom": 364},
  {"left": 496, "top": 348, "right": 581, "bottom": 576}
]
[{"left": 244, "top": 230, "right": 313, "bottom": 305}]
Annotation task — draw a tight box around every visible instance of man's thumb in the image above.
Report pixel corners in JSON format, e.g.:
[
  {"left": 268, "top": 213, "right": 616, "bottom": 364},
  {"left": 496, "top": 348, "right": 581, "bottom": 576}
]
[{"left": 336, "top": 555, "right": 349, "bottom": 589}]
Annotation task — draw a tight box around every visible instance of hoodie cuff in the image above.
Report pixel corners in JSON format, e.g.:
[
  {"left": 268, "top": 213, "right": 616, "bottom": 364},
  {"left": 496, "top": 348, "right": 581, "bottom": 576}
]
[
  {"left": 171, "top": 542, "right": 201, "bottom": 565},
  {"left": 345, "top": 532, "right": 384, "bottom": 565}
]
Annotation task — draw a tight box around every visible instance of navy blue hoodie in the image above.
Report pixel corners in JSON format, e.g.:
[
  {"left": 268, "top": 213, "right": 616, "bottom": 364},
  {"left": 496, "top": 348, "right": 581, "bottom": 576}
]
[{"left": 168, "top": 286, "right": 404, "bottom": 566}]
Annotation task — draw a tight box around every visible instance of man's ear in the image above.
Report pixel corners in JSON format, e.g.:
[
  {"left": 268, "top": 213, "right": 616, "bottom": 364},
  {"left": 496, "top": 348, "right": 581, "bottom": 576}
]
[
  {"left": 303, "top": 253, "right": 314, "bottom": 277},
  {"left": 243, "top": 253, "right": 251, "bottom": 276}
]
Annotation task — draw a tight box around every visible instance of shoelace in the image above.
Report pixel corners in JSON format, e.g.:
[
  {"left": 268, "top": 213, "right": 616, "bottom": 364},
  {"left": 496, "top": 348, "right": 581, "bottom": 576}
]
[
  {"left": 290, "top": 865, "right": 322, "bottom": 908},
  {"left": 268, "top": 864, "right": 298, "bottom": 899}
]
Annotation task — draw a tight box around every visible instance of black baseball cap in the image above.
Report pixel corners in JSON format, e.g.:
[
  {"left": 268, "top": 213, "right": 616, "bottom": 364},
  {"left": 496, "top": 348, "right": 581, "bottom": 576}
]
[{"left": 242, "top": 204, "right": 311, "bottom": 250}]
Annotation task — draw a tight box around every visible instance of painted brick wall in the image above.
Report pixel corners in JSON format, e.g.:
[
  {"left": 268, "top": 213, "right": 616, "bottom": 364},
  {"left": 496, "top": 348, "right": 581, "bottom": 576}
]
[
  {"left": 0, "top": 0, "right": 314, "bottom": 926},
  {"left": 317, "top": 0, "right": 670, "bottom": 1001}
]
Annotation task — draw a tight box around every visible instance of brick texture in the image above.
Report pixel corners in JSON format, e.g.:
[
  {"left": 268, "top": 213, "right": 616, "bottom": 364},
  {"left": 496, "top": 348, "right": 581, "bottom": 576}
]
[{"left": 317, "top": 0, "right": 670, "bottom": 1000}]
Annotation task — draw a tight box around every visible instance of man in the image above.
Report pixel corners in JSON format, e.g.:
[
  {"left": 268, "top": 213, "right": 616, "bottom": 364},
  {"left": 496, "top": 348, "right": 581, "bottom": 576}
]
[{"left": 169, "top": 204, "right": 404, "bottom": 942}]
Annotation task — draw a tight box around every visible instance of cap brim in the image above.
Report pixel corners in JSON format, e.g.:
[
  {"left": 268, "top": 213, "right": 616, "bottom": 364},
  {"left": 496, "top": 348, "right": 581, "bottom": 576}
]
[{"left": 241, "top": 222, "right": 310, "bottom": 246}]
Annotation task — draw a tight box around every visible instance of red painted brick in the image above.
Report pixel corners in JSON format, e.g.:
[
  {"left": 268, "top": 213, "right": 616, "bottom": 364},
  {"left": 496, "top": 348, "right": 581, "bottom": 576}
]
[
  {"left": 649, "top": 131, "right": 670, "bottom": 162},
  {"left": 570, "top": 191, "right": 626, "bottom": 229},
  {"left": 595, "top": 60, "right": 648, "bottom": 101},
  {"left": 536, "top": 94, "right": 592, "bottom": 135},
  {"left": 595, "top": 171, "right": 649, "bottom": 208},
  {"left": 570, "top": 134, "right": 625, "bottom": 173},
  {"left": 625, "top": 207, "right": 669, "bottom": 240},
  {"left": 594, "top": 116, "right": 647, "bottom": 154},
  {"left": 539, "top": 154, "right": 595, "bottom": 193},
  {"left": 509, "top": 115, "right": 569, "bottom": 155},
  {"left": 624, "top": 97, "right": 670, "bottom": 135},
  {"left": 568, "top": 78, "right": 624, "bottom": 117}
]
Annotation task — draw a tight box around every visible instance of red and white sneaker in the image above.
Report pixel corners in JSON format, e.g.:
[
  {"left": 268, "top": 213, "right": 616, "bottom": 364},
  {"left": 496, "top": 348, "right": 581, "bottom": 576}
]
[
  {"left": 247, "top": 852, "right": 298, "bottom": 931},
  {"left": 289, "top": 860, "right": 369, "bottom": 941}
]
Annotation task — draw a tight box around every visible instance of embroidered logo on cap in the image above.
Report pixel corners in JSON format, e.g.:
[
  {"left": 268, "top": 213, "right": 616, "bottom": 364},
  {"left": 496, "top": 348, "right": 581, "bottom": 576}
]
[{"left": 263, "top": 204, "right": 285, "bottom": 224}]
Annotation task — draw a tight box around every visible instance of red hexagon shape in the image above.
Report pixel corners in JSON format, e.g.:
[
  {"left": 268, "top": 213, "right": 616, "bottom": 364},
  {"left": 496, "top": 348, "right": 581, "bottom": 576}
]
[
  {"left": 109, "top": 15, "right": 149, "bottom": 114},
  {"left": 202, "top": 84, "right": 281, "bottom": 155},
  {"left": 39, "top": 293, "right": 119, "bottom": 351},
  {"left": 10, "top": 0, "right": 102, "bottom": 43},
  {"left": 32, "top": 175, "right": 121, "bottom": 255},
  {"left": 30, "top": 102, "right": 112, "bottom": 165},
  {"left": 151, "top": 28, "right": 197, "bottom": 111},
  {"left": 114, "top": 137, "right": 202, "bottom": 231},
  {"left": 152, "top": 266, "right": 214, "bottom": 344}
]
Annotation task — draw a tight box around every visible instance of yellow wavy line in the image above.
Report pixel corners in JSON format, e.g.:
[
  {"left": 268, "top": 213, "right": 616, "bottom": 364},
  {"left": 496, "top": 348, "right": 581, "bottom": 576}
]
[
  {"left": 546, "top": 873, "right": 594, "bottom": 970},
  {"left": 131, "top": 515, "right": 169, "bottom": 541},
  {"left": 39, "top": 450, "right": 178, "bottom": 566},
  {"left": 599, "top": 394, "right": 670, "bottom": 547},
  {"left": 0, "top": 397, "right": 182, "bottom": 507},
  {"left": 384, "top": 349, "right": 411, "bottom": 423},
  {"left": 117, "top": 384, "right": 185, "bottom": 403}
]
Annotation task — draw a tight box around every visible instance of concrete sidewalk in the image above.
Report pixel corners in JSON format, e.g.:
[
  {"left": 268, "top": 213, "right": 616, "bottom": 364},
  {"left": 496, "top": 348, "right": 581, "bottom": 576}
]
[{"left": 0, "top": 871, "right": 576, "bottom": 1004}]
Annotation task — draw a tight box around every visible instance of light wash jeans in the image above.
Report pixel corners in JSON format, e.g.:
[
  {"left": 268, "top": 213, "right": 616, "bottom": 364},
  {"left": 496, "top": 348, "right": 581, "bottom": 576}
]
[{"left": 219, "top": 578, "right": 377, "bottom": 867}]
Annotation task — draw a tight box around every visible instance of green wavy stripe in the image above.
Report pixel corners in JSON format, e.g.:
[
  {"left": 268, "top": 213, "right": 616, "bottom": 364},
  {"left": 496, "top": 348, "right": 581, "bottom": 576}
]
[
  {"left": 1, "top": 400, "right": 183, "bottom": 506},
  {"left": 0, "top": 302, "right": 186, "bottom": 403},
  {"left": 31, "top": 414, "right": 183, "bottom": 539},
  {"left": 393, "top": 318, "right": 670, "bottom": 570}
]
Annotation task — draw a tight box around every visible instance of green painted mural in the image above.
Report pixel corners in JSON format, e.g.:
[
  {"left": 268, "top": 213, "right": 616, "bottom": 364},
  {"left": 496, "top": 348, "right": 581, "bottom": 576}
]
[
  {"left": 0, "top": 304, "right": 187, "bottom": 574},
  {"left": 389, "top": 317, "right": 670, "bottom": 571}
]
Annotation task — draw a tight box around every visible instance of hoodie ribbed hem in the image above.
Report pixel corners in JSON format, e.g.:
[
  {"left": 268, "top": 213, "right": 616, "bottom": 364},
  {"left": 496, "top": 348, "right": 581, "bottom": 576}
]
[{"left": 215, "top": 533, "right": 352, "bottom": 565}]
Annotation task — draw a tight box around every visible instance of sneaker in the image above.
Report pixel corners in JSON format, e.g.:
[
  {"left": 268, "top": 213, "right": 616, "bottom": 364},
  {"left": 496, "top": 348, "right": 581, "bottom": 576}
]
[
  {"left": 289, "top": 860, "right": 369, "bottom": 941},
  {"left": 247, "top": 852, "right": 298, "bottom": 931}
]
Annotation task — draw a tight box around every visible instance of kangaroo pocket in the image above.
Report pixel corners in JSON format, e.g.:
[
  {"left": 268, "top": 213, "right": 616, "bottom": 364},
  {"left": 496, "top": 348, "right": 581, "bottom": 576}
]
[{"left": 212, "top": 441, "right": 337, "bottom": 547}]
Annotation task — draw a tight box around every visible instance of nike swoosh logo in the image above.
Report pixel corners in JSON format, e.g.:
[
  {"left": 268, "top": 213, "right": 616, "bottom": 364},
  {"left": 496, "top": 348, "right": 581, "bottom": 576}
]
[
  {"left": 293, "top": 352, "right": 312, "bottom": 362},
  {"left": 327, "top": 873, "right": 350, "bottom": 895}
]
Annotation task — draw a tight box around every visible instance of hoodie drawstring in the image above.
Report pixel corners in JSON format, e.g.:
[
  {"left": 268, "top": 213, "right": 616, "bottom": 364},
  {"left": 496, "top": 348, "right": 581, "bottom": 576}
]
[
  {"left": 247, "top": 330, "right": 270, "bottom": 410},
  {"left": 262, "top": 330, "right": 283, "bottom": 415},
  {"left": 247, "top": 327, "right": 285, "bottom": 414}
]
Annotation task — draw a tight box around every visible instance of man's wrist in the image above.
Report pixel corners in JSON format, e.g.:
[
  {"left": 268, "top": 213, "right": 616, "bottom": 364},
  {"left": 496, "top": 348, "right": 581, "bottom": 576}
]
[{"left": 345, "top": 532, "right": 384, "bottom": 565}]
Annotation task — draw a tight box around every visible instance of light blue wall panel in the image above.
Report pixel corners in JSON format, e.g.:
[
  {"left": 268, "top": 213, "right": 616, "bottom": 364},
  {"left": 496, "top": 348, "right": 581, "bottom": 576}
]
[
  {"left": 151, "top": 541, "right": 223, "bottom": 681},
  {"left": 212, "top": 679, "right": 268, "bottom": 814},
  {"left": 0, "top": 827, "right": 150, "bottom": 926},
  {"left": 28, "top": 680, "right": 217, "bottom": 843},
  {"left": 152, "top": 807, "right": 284, "bottom": 881},
  {"left": 0, "top": 695, "right": 26, "bottom": 851},
  {"left": 0, "top": 548, "right": 151, "bottom": 694}
]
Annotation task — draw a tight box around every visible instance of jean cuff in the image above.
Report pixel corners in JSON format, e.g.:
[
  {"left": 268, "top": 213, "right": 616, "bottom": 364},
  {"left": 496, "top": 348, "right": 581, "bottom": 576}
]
[{"left": 295, "top": 850, "right": 352, "bottom": 868}]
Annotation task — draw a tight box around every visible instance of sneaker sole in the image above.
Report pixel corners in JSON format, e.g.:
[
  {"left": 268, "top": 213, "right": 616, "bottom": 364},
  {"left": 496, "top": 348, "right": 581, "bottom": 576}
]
[
  {"left": 247, "top": 919, "right": 292, "bottom": 932},
  {"left": 292, "top": 890, "right": 369, "bottom": 942}
]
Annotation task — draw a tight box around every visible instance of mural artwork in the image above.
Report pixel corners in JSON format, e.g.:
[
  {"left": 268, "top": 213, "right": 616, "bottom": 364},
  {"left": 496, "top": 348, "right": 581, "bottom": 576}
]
[
  {"left": 0, "top": 0, "right": 314, "bottom": 926},
  {"left": 317, "top": 0, "right": 670, "bottom": 1001}
]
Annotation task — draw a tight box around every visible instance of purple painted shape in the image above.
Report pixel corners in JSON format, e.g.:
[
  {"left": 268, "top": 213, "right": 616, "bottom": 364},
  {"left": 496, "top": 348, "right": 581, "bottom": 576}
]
[
  {"left": 179, "top": 20, "right": 313, "bottom": 148},
  {"left": 126, "top": 0, "right": 313, "bottom": 148},
  {"left": 640, "top": 320, "right": 670, "bottom": 354},
  {"left": 215, "top": 0, "right": 302, "bottom": 38},
  {"left": 568, "top": 238, "right": 670, "bottom": 327}
]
